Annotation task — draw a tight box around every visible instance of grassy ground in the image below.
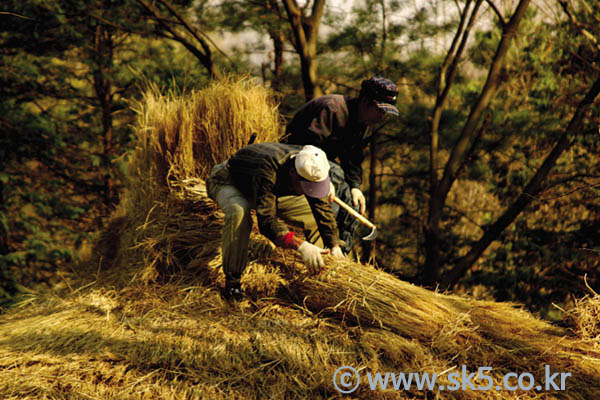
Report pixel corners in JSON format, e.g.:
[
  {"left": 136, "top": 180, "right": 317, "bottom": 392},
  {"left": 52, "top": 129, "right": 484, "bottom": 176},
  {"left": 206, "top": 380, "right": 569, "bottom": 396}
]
[{"left": 1, "top": 246, "right": 599, "bottom": 399}]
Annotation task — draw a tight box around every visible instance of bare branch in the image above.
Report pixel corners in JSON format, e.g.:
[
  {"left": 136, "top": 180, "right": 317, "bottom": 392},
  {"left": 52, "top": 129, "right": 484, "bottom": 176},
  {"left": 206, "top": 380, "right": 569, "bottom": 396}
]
[
  {"left": 439, "top": 0, "right": 532, "bottom": 199},
  {"left": 523, "top": 180, "right": 600, "bottom": 201},
  {"left": 282, "top": 0, "right": 308, "bottom": 50},
  {"left": 439, "top": 0, "right": 472, "bottom": 96},
  {"left": 0, "top": 11, "right": 37, "bottom": 20},
  {"left": 154, "top": 0, "right": 233, "bottom": 63},
  {"left": 88, "top": 13, "right": 150, "bottom": 37},
  {"left": 485, "top": 0, "right": 506, "bottom": 26},
  {"left": 307, "top": 0, "right": 326, "bottom": 46},
  {"left": 134, "top": 0, "right": 222, "bottom": 79}
]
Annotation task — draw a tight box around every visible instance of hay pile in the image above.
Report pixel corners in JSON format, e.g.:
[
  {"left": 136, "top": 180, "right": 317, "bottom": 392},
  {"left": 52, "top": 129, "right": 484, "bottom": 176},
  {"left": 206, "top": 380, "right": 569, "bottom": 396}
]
[
  {"left": 1, "top": 77, "right": 600, "bottom": 400},
  {"left": 92, "top": 77, "right": 281, "bottom": 284},
  {"left": 561, "top": 281, "right": 600, "bottom": 347}
]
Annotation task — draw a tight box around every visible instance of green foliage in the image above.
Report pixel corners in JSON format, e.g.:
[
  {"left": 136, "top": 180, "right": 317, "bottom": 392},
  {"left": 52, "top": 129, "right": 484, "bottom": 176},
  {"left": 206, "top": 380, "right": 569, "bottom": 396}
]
[
  {"left": 469, "top": 29, "right": 500, "bottom": 68},
  {"left": 0, "top": 0, "right": 213, "bottom": 308},
  {"left": 322, "top": 0, "right": 409, "bottom": 78},
  {"left": 1, "top": 1, "right": 85, "bottom": 56},
  {"left": 400, "top": 49, "right": 446, "bottom": 97},
  {"left": 466, "top": 219, "right": 600, "bottom": 320}
]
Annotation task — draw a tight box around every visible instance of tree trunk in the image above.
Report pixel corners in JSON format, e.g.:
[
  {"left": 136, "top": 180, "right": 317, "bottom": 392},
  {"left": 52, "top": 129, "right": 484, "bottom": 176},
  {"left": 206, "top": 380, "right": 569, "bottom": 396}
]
[
  {"left": 299, "top": 49, "right": 321, "bottom": 100},
  {"left": 442, "top": 75, "right": 600, "bottom": 287},
  {"left": 423, "top": 0, "right": 531, "bottom": 285},
  {"left": 270, "top": 30, "right": 285, "bottom": 91},
  {"left": 282, "top": 0, "right": 325, "bottom": 100},
  {"left": 267, "top": 0, "right": 285, "bottom": 91},
  {"left": 367, "top": 132, "right": 379, "bottom": 262},
  {"left": 92, "top": 23, "right": 115, "bottom": 205},
  {"left": 377, "top": 0, "right": 387, "bottom": 71},
  {"left": 0, "top": 180, "right": 7, "bottom": 256},
  {"left": 424, "top": 0, "right": 483, "bottom": 285}
]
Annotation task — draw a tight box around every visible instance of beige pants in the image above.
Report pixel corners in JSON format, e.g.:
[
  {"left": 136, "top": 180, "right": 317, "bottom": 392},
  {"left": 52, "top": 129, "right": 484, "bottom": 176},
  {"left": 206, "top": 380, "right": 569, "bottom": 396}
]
[{"left": 206, "top": 162, "right": 322, "bottom": 281}]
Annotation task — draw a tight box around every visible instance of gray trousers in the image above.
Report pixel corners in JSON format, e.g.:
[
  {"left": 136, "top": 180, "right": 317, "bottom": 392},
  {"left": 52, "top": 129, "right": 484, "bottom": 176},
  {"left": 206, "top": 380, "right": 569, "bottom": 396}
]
[{"left": 206, "top": 162, "right": 323, "bottom": 282}]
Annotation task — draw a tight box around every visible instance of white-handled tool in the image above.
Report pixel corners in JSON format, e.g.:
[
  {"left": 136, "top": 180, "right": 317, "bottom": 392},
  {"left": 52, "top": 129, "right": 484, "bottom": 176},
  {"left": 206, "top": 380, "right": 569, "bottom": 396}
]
[{"left": 333, "top": 196, "right": 377, "bottom": 241}]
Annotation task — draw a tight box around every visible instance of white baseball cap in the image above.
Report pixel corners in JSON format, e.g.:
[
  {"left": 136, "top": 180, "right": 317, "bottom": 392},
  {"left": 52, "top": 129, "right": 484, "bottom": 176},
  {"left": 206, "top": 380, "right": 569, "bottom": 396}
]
[{"left": 294, "top": 145, "right": 331, "bottom": 198}]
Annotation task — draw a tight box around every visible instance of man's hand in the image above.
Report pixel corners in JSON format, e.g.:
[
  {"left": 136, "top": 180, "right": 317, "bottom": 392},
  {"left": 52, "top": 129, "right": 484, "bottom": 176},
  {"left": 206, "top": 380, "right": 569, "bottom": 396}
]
[
  {"left": 328, "top": 182, "right": 335, "bottom": 203},
  {"left": 297, "top": 241, "right": 329, "bottom": 273},
  {"left": 331, "top": 245, "right": 345, "bottom": 259},
  {"left": 351, "top": 188, "right": 366, "bottom": 215}
]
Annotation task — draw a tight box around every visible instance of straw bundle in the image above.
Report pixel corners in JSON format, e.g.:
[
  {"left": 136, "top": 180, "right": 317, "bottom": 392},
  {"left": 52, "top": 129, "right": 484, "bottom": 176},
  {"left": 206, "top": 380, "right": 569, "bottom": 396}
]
[
  {"left": 562, "top": 289, "right": 600, "bottom": 347},
  {"left": 288, "top": 258, "right": 600, "bottom": 398},
  {"left": 133, "top": 76, "right": 281, "bottom": 185},
  {"left": 90, "top": 77, "right": 281, "bottom": 283}
]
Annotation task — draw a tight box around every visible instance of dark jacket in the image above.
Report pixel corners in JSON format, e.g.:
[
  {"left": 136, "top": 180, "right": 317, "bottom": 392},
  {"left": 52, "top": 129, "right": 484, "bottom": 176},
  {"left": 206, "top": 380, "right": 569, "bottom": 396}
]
[
  {"left": 227, "top": 143, "right": 339, "bottom": 248},
  {"left": 284, "top": 95, "right": 370, "bottom": 189}
]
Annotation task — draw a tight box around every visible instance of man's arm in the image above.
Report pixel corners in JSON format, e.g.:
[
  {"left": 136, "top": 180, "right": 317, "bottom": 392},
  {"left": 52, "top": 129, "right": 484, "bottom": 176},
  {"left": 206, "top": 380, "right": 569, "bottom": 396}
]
[
  {"left": 285, "top": 104, "right": 335, "bottom": 145},
  {"left": 254, "top": 177, "right": 295, "bottom": 246},
  {"left": 306, "top": 196, "right": 340, "bottom": 249},
  {"left": 340, "top": 144, "right": 365, "bottom": 189},
  {"left": 254, "top": 176, "right": 337, "bottom": 271}
]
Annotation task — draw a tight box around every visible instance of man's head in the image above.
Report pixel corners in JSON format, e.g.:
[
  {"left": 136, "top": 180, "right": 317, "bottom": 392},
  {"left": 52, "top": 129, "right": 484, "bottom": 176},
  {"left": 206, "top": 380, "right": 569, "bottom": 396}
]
[
  {"left": 358, "top": 76, "right": 399, "bottom": 125},
  {"left": 292, "top": 145, "right": 331, "bottom": 198}
]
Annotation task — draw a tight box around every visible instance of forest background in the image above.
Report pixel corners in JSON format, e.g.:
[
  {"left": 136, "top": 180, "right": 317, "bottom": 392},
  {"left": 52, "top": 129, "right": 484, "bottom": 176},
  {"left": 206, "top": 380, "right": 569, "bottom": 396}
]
[{"left": 1, "top": 0, "right": 598, "bottom": 321}]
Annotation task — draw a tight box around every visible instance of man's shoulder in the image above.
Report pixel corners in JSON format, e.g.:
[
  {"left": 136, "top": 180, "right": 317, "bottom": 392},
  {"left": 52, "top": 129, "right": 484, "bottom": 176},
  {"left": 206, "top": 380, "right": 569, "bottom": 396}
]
[
  {"left": 230, "top": 143, "right": 301, "bottom": 166},
  {"left": 286, "top": 95, "right": 354, "bottom": 138},
  {"left": 312, "top": 94, "right": 350, "bottom": 114},
  {"left": 242, "top": 142, "right": 301, "bottom": 154}
]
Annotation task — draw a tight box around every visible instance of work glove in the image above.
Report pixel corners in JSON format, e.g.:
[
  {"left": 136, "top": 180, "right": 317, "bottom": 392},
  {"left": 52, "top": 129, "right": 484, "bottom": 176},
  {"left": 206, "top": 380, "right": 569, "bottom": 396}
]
[
  {"left": 351, "top": 188, "right": 366, "bottom": 215},
  {"left": 297, "top": 241, "right": 329, "bottom": 273},
  {"left": 331, "top": 245, "right": 345, "bottom": 259}
]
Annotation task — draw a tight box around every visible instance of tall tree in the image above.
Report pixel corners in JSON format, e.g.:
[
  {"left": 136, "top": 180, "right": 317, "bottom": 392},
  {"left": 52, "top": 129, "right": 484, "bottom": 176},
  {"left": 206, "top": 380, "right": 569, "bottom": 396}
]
[
  {"left": 439, "top": 0, "right": 600, "bottom": 287},
  {"left": 267, "top": 0, "right": 287, "bottom": 89},
  {"left": 281, "top": 0, "right": 326, "bottom": 100},
  {"left": 90, "top": 14, "right": 117, "bottom": 203},
  {"left": 444, "top": 75, "right": 600, "bottom": 287},
  {"left": 423, "top": 0, "right": 532, "bottom": 285},
  {"left": 209, "top": 0, "right": 288, "bottom": 89}
]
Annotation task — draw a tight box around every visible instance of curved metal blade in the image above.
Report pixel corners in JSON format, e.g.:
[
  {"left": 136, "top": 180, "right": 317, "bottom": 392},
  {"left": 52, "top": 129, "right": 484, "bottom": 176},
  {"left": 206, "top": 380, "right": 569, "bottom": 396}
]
[{"left": 362, "top": 227, "right": 377, "bottom": 241}]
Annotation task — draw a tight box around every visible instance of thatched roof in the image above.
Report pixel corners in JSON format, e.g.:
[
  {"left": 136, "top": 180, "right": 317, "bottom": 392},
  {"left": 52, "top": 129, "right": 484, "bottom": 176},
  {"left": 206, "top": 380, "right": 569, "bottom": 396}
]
[{"left": 1, "top": 77, "right": 599, "bottom": 400}]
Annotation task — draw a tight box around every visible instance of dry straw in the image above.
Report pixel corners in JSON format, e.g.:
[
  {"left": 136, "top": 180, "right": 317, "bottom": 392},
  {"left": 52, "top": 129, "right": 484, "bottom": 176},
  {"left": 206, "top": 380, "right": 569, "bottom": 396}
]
[
  {"left": 1, "top": 77, "right": 599, "bottom": 399},
  {"left": 92, "top": 76, "right": 281, "bottom": 284},
  {"left": 132, "top": 75, "right": 281, "bottom": 185},
  {"left": 560, "top": 278, "right": 600, "bottom": 347}
]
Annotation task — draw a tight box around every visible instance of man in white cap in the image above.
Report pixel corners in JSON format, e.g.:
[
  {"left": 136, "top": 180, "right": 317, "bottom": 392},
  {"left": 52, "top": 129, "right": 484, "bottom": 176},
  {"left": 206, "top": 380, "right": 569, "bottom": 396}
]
[{"left": 206, "top": 143, "right": 345, "bottom": 300}]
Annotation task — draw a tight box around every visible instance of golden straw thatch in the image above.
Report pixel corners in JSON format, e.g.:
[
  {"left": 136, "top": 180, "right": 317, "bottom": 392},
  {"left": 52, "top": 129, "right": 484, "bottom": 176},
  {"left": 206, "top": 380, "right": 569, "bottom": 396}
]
[{"left": 1, "top": 77, "right": 599, "bottom": 400}]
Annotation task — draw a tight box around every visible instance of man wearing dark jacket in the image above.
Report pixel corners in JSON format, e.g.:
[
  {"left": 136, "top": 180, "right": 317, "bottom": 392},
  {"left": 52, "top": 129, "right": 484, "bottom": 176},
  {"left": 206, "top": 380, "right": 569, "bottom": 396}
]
[
  {"left": 283, "top": 76, "right": 399, "bottom": 253},
  {"left": 207, "top": 143, "right": 344, "bottom": 300}
]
